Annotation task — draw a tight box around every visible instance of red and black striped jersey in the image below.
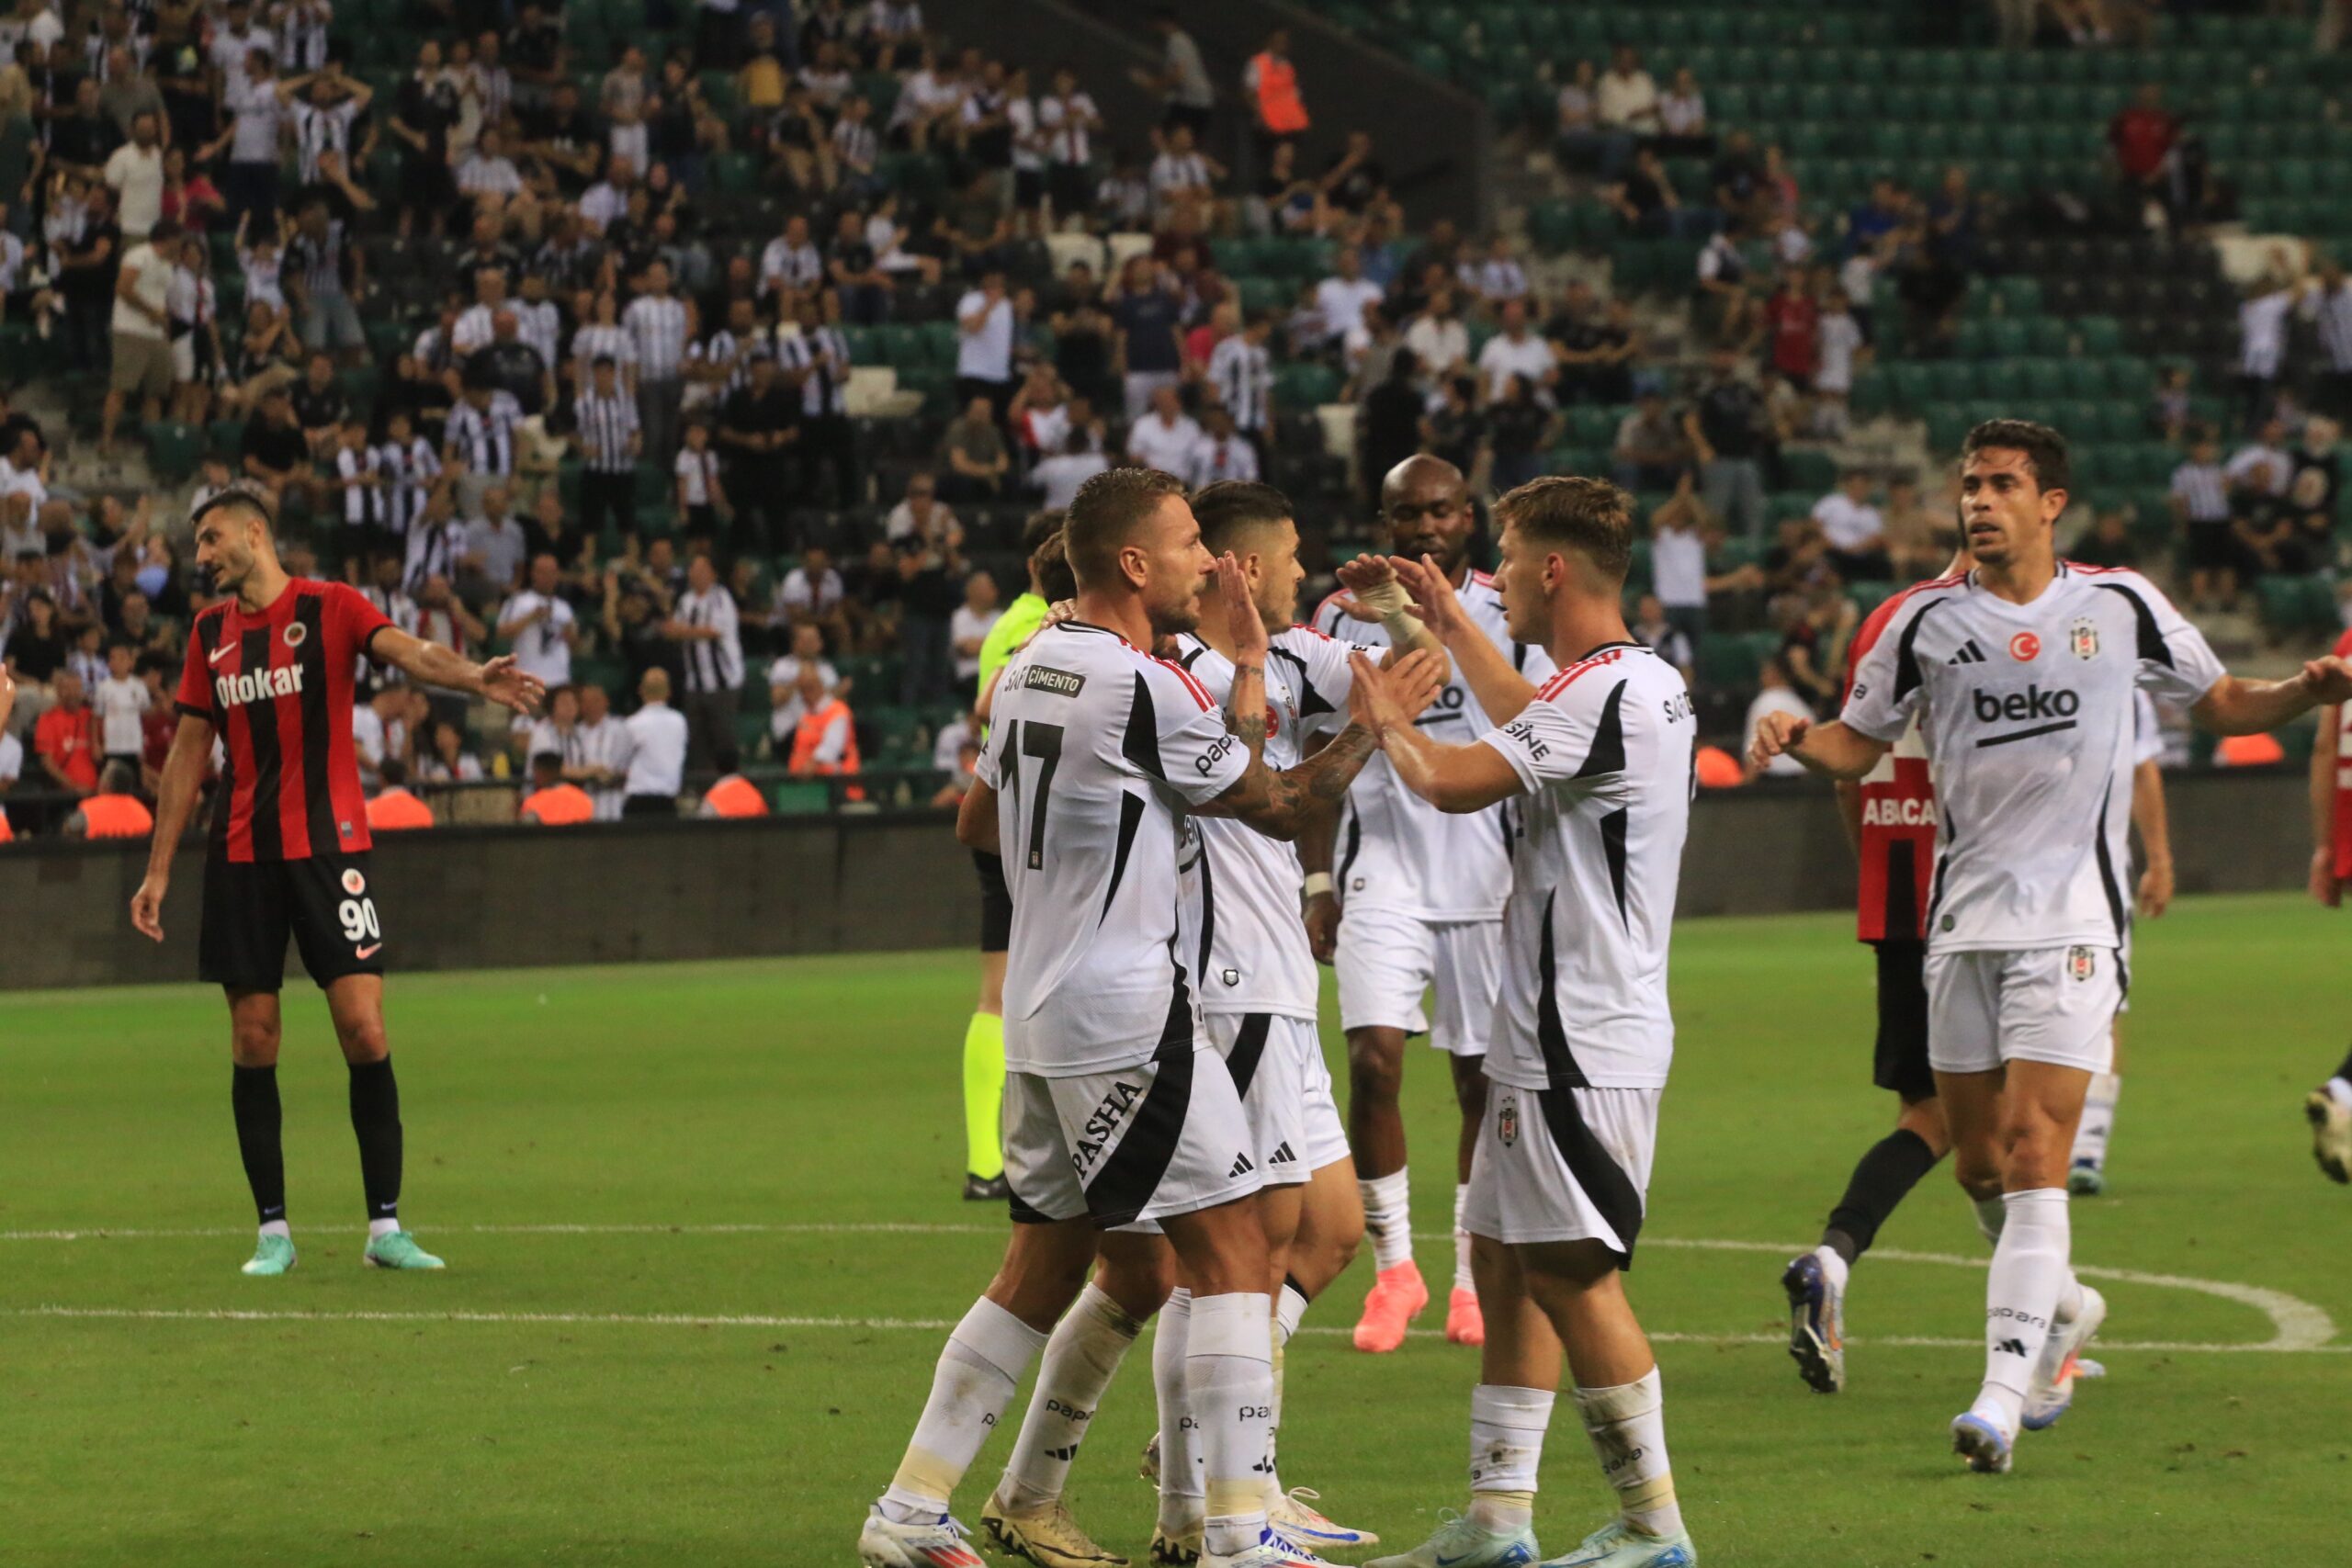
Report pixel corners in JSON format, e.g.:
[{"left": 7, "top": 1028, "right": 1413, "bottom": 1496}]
[
  {"left": 175, "top": 580, "right": 393, "bottom": 863},
  {"left": 1844, "top": 590, "right": 1938, "bottom": 944}
]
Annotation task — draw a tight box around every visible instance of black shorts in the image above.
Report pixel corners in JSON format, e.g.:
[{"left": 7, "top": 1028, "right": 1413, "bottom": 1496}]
[
  {"left": 974, "top": 849, "right": 1012, "bottom": 953},
  {"left": 199, "top": 852, "right": 387, "bottom": 993},
  {"left": 2185, "top": 519, "right": 2238, "bottom": 572},
  {"left": 1871, "top": 938, "right": 1934, "bottom": 1100},
  {"left": 1012, "top": 167, "right": 1047, "bottom": 209}
]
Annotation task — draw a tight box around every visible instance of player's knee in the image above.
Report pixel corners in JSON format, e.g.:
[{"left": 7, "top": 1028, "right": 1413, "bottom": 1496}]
[
  {"left": 229, "top": 1021, "right": 280, "bottom": 1066},
  {"left": 1347, "top": 1035, "right": 1405, "bottom": 1101},
  {"left": 1951, "top": 1156, "right": 2004, "bottom": 1202},
  {"left": 334, "top": 1014, "right": 390, "bottom": 1065}
]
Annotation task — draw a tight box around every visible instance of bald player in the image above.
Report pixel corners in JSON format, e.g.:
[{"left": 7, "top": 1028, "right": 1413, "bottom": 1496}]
[{"left": 1307, "top": 456, "right": 1556, "bottom": 1351}]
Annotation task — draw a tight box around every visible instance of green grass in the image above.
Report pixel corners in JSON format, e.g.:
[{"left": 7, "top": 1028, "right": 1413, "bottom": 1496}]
[{"left": 2, "top": 892, "right": 2347, "bottom": 1565}]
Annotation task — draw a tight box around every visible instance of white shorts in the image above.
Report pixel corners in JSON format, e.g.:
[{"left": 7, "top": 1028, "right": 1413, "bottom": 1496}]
[
  {"left": 1925, "top": 945, "right": 2121, "bottom": 1077},
  {"left": 1003, "top": 1043, "right": 1261, "bottom": 1230},
  {"left": 1335, "top": 906, "right": 1502, "bottom": 1056},
  {"left": 1206, "top": 1011, "right": 1349, "bottom": 1185},
  {"left": 1464, "top": 1083, "right": 1659, "bottom": 1263},
  {"left": 171, "top": 333, "right": 197, "bottom": 384}
]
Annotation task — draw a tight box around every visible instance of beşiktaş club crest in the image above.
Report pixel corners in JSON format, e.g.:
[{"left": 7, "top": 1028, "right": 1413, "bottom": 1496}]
[
  {"left": 2070, "top": 617, "right": 2099, "bottom": 660},
  {"left": 282, "top": 620, "right": 308, "bottom": 649},
  {"left": 1497, "top": 1096, "right": 1519, "bottom": 1146},
  {"left": 342, "top": 868, "right": 368, "bottom": 896},
  {"left": 2067, "top": 945, "right": 2096, "bottom": 982}
]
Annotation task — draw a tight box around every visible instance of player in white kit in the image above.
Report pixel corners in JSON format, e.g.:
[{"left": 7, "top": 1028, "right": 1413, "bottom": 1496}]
[
  {"left": 1306, "top": 455, "right": 1556, "bottom": 1353},
  {"left": 1351, "top": 478, "right": 1701, "bottom": 1568},
  {"left": 857, "top": 468, "right": 1435, "bottom": 1568},
  {"left": 977, "top": 481, "right": 1439, "bottom": 1566},
  {"left": 1752, "top": 420, "right": 2352, "bottom": 1475}
]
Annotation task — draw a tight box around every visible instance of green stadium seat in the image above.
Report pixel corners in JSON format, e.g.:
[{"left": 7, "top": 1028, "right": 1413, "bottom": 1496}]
[{"left": 772, "top": 782, "right": 832, "bottom": 814}]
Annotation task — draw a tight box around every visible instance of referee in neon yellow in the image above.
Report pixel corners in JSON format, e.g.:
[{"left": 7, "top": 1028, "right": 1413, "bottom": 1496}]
[{"left": 958, "top": 513, "right": 1076, "bottom": 1200}]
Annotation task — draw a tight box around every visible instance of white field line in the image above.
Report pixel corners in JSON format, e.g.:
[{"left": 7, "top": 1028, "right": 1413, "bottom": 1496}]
[{"left": 2, "top": 1224, "right": 2339, "bottom": 1353}]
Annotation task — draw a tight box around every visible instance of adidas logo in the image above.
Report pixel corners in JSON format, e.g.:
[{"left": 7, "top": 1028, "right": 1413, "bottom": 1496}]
[
  {"left": 1994, "top": 1337, "right": 2029, "bottom": 1357},
  {"left": 1229, "top": 1153, "right": 1256, "bottom": 1179},
  {"left": 1267, "top": 1142, "right": 1296, "bottom": 1166},
  {"left": 1948, "top": 639, "right": 1989, "bottom": 665}
]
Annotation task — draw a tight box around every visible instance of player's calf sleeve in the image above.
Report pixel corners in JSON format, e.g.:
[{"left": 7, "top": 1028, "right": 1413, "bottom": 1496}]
[
  {"left": 1973, "top": 1188, "right": 2071, "bottom": 1431},
  {"left": 1360, "top": 1168, "right": 1413, "bottom": 1272},
  {"left": 1823, "top": 1127, "right": 1941, "bottom": 1263},
  {"left": 345, "top": 1056, "right": 401, "bottom": 1228},
  {"left": 232, "top": 1064, "right": 287, "bottom": 1226},
  {"left": 1571, "top": 1368, "right": 1681, "bottom": 1540},
  {"left": 1154, "top": 1288, "right": 1203, "bottom": 1530},
  {"left": 962, "top": 1013, "right": 1005, "bottom": 1181},
  {"left": 881, "top": 1297, "right": 1046, "bottom": 1524},
  {"left": 2071, "top": 1072, "right": 2120, "bottom": 1169},
  {"left": 1452, "top": 1183, "right": 1475, "bottom": 1292},
  {"left": 1185, "top": 1290, "right": 1273, "bottom": 1558},
  {"left": 998, "top": 1282, "right": 1143, "bottom": 1511},
  {"left": 1465, "top": 1382, "right": 1554, "bottom": 1533}
]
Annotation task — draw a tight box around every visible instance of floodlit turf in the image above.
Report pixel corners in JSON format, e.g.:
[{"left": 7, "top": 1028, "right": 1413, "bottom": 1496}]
[{"left": 2, "top": 891, "right": 2346, "bottom": 1566}]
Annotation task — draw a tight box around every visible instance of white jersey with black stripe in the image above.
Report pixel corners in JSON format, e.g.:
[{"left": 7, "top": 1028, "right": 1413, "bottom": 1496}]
[
  {"left": 1840, "top": 563, "right": 2224, "bottom": 956},
  {"left": 980, "top": 619, "right": 1251, "bottom": 1076},
  {"left": 1174, "top": 624, "right": 1379, "bottom": 1021},
  {"left": 1311, "top": 570, "right": 1556, "bottom": 921},
  {"left": 1476, "top": 643, "right": 1694, "bottom": 1091}
]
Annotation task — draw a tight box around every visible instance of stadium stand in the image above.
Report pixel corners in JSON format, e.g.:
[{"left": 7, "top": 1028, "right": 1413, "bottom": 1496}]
[{"left": 1, "top": 0, "right": 2346, "bottom": 839}]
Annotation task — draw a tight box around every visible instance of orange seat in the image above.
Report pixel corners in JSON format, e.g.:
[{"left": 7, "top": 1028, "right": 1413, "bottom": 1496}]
[
  {"left": 1694, "top": 744, "right": 1746, "bottom": 788},
  {"left": 2215, "top": 732, "right": 2285, "bottom": 768}
]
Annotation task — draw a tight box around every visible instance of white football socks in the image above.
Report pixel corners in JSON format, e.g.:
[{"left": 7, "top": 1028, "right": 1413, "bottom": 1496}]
[
  {"left": 2325, "top": 1077, "right": 2352, "bottom": 1110},
  {"left": 1263, "top": 1280, "right": 1310, "bottom": 1503},
  {"left": 1188, "top": 1290, "right": 1274, "bottom": 1558},
  {"left": 997, "top": 1282, "right": 1143, "bottom": 1512},
  {"left": 1452, "top": 1183, "right": 1475, "bottom": 1292},
  {"left": 1153, "top": 1288, "right": 1202, "bottom": 1535},
  {"left": 1971, "top": 1188, "right": 2076, "bottom": 1434},
  {"left": 258, "top": 1219, "right": 291, "bottom": 1241},
  {"left": 1812, "top": 1242, "right": 1849, "bottom": 1292},
  {"left": 880, "top": 1297, "right": 1046, "bottom": 1524},
  {"left": 1465, "top": 1382, "right": 1553, "bottom": 1533},
  {"left": 1361, "top": 1168, "right": 1413, "bottom": 1271},
  {"left": 368, "top": 1217, "right": 401, "bottom": 1241},
  {"left": 2071, "top": 1072, "right": 2121, "bottom": 1170},
  {"left": 1573, "top": 1368, "right": 1682, "bottom": 1540}
]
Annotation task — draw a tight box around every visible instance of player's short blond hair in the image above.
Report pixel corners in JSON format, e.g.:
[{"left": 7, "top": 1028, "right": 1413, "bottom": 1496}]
[{"left": 1495, "top": 475, "right": 1634, "bottom": 586}]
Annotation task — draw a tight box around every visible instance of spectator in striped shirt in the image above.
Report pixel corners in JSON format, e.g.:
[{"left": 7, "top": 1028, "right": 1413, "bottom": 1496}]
[
  {"left": 283, "top": 191, "right": 368, "bottom": 366},
  {"left": 1205, "top": 309, "right": 1274, "bottom": 457},
  {"left": 832, "top": 95, "right": 883, "bottom": 198},
  {"left": 623, "top": 260, "right": 692, "bottom": 467},
  {"left": 663, "top": 550, "right": 743, "bottom": 774},
  {"left": 288, "top": 65, "right": 373, "bottom": 187},
  {"left": 778, "top": 293, "right": 858, "bottom": 507},
  {"left": 2171, "top": 428, "right": 2236, "bottom": 612},
  {"left": 376, "top": 409, "right": 440, "bottom": 544},
  {"left": 444, "top": 381, "right": 522, "bottom": 514},
  {"left": 575, "top": 355, "right": 641, "bottom": 551},
  {"left": 760, "top": 214, "right": 825, "bottom": 307}
]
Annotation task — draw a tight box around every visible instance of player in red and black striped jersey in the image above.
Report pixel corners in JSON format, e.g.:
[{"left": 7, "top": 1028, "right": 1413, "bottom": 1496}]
[
  {"left": 2306, "top": 625, "right": 2352, "bottom": 1183},
  {"left": 1778, "top": 548, "right": 1966, "bottom": 1395},
  {"left": 131, "top": 486, "right": 544, "bottom": 1277}
]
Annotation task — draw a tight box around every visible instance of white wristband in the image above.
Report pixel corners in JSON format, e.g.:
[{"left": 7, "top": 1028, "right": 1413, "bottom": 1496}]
[{"left": 1302, "top": 872, "right": 1335, "bottom": 899}]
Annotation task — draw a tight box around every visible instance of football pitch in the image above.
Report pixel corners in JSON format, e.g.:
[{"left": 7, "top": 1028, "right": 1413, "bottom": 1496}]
[{"left": 2, "top": 892, "right": 2345, "bottom": 1567}]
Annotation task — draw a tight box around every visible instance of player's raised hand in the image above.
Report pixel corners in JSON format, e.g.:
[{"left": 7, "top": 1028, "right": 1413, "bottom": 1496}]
[
  {"left": 1215, "top": 551, "right": 1268, "bottom": 660},
  {"left": 130, "top": 873, "right": 167, "bottom": 942},
  {"left": 1347, "top": 651, "right": 1412, "bottom": 742},
  {"left": 1383, "top": 648, "right": 1447, "bottom": 724},
  {"left": 2301, "top": 654, "right": 2352, "bottom": 705},
  {"left": 476, "top": 654, "right": 546, "bottom": 716},
  {"left": 1388, "top": 553, "right": 1469, "bottom": 639},
  {"left": 1748, "top": 709, "right": 1811, "bottom": 772},
  {"left": 1331, "top": 553, "right": 1402, "bottom": 623}
]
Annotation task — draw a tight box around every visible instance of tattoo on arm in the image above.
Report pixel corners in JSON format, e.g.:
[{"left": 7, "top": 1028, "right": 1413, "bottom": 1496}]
[{"left": 1204, "top": 722, "right": 1376, "bottom": 839}]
